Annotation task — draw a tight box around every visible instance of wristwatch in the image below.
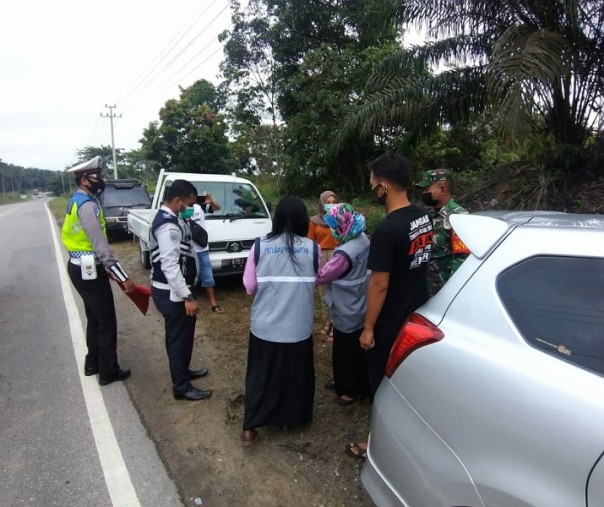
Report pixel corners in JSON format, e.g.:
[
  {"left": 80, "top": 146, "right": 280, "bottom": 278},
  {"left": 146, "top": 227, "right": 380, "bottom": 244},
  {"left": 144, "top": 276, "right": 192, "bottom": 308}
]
[{"left": 184, "top": 294, "right": 195, "bottom": 301}]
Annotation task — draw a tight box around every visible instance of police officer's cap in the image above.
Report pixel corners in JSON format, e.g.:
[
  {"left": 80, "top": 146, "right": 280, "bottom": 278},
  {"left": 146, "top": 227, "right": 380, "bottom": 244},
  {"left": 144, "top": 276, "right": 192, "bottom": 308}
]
[
  {"left": 66, "top": 156, "right": 104, "bottom": 177},
  {"left": 415, "top": 168, "right": 453, "bottom": 188}
]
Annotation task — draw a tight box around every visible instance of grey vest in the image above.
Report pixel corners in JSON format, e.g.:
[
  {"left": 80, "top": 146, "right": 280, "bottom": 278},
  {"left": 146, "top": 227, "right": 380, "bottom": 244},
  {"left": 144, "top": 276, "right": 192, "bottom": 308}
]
[
  {"left": 324, "top": 233, "right": 370, "bottom": 333},
  {"left": 251, "top": 235, "right": 318, "bottom": 342}
]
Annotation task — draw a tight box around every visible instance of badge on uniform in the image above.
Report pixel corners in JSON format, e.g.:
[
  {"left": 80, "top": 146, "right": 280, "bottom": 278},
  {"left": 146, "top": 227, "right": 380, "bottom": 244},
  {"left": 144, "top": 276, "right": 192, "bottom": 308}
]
[
  {"left": 169, "top": 230, "right": 179, "bottom": 243},
  {"left": 80, "top": 254, "right": 98, "bottom": 280}
]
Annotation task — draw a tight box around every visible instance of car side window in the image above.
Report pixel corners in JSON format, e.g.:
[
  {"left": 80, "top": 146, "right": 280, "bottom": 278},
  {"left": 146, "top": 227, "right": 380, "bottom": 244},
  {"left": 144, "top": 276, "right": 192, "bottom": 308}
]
[{"left": 497, "top": 256, "right": 604, "bottom": 375}]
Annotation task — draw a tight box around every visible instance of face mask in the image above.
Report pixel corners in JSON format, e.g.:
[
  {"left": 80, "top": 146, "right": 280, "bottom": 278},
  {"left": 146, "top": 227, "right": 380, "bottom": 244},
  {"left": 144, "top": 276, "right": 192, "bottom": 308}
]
[
  {"left": 422, "top": 191, "right": 438, "bottom": 207},
  {"left": 179, "top": 206, "right": 194, "bottom": 220},
  {"left": 88, "top": 178, "right": 105, "bottom": 195},
  {"left": 324, "top": 203, "right": 334, "bottom": 212},
  {"left": 371, "top": 183, "right": 387, "bottom": 206}
]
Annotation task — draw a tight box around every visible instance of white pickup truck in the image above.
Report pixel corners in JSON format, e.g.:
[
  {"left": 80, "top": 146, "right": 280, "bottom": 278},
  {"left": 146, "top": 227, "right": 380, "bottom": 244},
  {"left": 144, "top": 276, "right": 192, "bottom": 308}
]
[{"left": 128, "top": 170, "right": 273, "bottom": 275}]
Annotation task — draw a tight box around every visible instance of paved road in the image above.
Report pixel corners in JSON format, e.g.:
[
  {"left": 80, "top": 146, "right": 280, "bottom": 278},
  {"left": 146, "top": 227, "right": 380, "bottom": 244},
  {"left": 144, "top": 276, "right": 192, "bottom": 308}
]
[{"left": 0, "top": 197, "right": 181, "bottom": 506}]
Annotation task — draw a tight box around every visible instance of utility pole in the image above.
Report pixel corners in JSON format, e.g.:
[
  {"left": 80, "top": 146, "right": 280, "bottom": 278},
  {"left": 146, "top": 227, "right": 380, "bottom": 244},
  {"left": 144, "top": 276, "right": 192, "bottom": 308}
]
[{"left": 100, "top": 104, "right": 122, "bottom": 179}]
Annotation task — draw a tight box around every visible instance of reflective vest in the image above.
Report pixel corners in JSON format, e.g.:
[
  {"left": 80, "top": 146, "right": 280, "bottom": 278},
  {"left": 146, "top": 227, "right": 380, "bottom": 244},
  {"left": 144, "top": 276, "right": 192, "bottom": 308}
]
[
  {"left": 61, "top": 192, "right": 106, "bottom": 257},
  {"left": 324, "top": 233, "right": 370, "bottom": 333},
  {"left": 251, "top": 235, "right": 318, "bottom": 342}
]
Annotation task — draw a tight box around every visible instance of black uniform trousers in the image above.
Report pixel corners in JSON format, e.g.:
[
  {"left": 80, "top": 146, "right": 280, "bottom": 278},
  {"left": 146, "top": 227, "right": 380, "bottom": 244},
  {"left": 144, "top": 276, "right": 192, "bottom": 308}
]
[
  {"left": 152, "top": 287, "right": 196, "bottom": 394},
  {"left": 67, "top": 262, "right": 120, "bottom": 380}
]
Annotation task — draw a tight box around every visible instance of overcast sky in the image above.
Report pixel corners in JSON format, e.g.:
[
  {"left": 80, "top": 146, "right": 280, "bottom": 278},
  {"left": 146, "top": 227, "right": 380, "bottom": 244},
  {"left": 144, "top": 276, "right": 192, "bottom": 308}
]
[{"left": 0, "top": 0, "right": 232, "bottom": 172}]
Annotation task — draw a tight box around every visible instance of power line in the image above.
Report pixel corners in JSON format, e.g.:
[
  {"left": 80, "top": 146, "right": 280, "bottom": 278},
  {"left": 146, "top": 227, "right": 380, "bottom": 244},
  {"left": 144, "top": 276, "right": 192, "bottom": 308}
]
[
  {"left": 116, "top": 0, "right": 228, "bottom": 107},
  {"left": 114, "top": 3, "right": 208, "bottom": 105},
  {"left": 121, "top": 42, "right": 225, "bottom": 114},
  {"left": 86, "top": 117, "right": 103, "bottom": 146},
  {"left": 121, "top": 30, "right": 226, "bottom": 113}
]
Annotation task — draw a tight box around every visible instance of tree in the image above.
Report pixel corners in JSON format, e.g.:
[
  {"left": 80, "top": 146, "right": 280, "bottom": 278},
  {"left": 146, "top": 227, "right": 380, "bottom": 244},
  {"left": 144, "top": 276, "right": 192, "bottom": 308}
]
[
  {"left": 220, "top": 0, "right": 403, "bottom": 194},
  {"left": 76, "top": 145, "right": 120, "bottom": 176},
  {"left": 0, "top": 159, "right": 56, "bottom": 194},
  {"left": 220, "top": 0, "right": 283, "bottom": 187},
  {"left": 140, "top": 79, "right": 235, "bottom": 174},
  {"left": 339, "top": 0, "right": 604, "bottom": 179}
]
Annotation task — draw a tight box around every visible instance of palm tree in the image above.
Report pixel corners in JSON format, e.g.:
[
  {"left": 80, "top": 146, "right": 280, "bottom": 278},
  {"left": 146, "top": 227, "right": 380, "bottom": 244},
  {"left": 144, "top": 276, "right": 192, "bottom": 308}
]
[{"left": 338, "top": 0, "right": 604, "bottom": 169}]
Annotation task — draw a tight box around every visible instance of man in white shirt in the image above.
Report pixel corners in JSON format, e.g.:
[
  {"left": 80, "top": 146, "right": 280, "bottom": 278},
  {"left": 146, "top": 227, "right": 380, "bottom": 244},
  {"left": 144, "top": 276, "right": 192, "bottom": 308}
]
[{"left": 191, "top": 192, "right": 224, "bottom": 313}]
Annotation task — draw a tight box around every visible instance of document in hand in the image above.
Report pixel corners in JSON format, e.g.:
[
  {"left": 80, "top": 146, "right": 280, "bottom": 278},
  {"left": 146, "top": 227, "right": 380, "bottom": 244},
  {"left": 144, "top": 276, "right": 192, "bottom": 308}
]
[{"left": 117, "top": 282, "right": 151, "bottom": 315}]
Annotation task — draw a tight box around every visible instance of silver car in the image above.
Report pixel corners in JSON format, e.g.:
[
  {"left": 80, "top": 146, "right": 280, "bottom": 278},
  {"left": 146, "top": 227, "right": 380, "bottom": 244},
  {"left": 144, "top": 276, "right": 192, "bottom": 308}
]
[{"left": 362, "top": 211, "right": 604, "bottom": 507}]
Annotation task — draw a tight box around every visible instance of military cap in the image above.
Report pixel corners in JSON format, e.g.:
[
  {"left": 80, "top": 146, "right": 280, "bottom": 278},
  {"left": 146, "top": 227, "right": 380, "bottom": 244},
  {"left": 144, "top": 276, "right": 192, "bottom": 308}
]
[
  {"left": 66, "top": 156, "right": 104, "bottom": 176},
  {"left": 415, "top": 168, "right": 453, "bottom": 188}
]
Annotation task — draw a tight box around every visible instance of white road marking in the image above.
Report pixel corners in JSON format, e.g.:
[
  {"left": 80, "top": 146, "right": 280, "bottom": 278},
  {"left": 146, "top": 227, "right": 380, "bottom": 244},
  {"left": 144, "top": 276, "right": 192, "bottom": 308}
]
[{"left": 45, "top": 204, "right": 141, "bottom": 507}]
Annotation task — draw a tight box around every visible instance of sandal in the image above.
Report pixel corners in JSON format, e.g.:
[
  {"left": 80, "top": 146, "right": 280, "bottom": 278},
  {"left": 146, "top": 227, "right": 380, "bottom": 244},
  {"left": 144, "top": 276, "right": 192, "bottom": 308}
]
[
  {"left": 345, "top": 442, "right": 367, "bottom": 460},
  {"left": 211, "top": 304, "right": 224, "bottom": 314}
]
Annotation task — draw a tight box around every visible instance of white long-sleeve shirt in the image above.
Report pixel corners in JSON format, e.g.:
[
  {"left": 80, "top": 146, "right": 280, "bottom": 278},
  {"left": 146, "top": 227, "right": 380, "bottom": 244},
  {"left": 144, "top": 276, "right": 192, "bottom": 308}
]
[{"left": 153, "top": 206, "right": 195, "bottom": 300}]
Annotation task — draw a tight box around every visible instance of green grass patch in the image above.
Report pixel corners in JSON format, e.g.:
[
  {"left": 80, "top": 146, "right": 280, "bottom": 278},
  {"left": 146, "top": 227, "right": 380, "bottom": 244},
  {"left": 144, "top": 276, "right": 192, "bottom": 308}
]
[
  {"left": 48, "top": 196, "right": 69, "bottom": 223},
  {"left": 0, "top": 192, "right": 31, "bottom": 205}
]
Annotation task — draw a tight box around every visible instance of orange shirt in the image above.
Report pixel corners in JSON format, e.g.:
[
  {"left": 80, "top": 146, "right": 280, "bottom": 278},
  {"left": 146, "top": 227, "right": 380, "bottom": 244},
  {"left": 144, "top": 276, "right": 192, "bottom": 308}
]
[{"left": 308, "top": 221, "right": 338, "bottom": 250}]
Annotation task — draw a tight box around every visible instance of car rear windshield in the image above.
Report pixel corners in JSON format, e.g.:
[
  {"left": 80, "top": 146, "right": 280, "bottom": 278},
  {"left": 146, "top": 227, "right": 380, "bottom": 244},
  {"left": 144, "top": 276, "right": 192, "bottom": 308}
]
[
  {"left": 190, "top": 182, "right": 269, "bottom": 219},
  {"left": 102, "top": 186, "right": 151, "bottom": 208},
  {"left": 498, "top": 255, "right": 604, "bottom": 376}
]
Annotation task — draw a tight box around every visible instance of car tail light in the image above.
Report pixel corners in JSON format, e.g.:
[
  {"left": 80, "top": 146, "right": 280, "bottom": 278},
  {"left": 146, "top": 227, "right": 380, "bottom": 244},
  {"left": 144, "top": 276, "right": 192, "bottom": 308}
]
[{"left": 385, "top": 313, "right": 444, "bottom": 378}]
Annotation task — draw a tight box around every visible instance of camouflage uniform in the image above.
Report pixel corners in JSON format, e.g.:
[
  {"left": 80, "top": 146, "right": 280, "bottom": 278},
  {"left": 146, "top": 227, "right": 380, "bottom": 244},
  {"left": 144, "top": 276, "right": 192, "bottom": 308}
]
[
  {"left": 426, "top": 198, "right": 468, "bottom": 295},
  {"left": 415, "top": 168, "right": 469, "bottom": 296}
]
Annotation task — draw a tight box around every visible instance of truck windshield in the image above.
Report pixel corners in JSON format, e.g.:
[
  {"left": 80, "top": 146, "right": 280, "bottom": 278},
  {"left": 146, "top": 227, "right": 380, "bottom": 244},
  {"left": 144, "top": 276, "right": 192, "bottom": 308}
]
[
  {"left": 191, "top": 182, "right": 269, "bottom": 219},
  {"left": 102, "top": 186, "right": 152, "bottom": 208}
]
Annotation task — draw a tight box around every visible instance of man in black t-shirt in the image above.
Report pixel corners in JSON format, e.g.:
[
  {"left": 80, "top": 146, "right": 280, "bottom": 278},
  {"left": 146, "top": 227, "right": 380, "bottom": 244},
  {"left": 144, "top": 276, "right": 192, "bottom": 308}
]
[{"left": 360, "top": 152, "right": 434, "bottom": 393}]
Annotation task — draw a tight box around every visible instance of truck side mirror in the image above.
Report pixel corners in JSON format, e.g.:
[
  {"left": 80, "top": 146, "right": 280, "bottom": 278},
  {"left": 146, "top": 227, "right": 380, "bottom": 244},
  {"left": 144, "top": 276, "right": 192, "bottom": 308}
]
[{"left": 266, "top": 202, "right": 272, "bottom": 212}]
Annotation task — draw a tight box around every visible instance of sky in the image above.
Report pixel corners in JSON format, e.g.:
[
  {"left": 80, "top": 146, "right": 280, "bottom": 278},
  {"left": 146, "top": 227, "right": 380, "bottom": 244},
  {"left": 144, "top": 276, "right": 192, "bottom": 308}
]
[{"left": 0, "top": 0, "right": 233, "bottom": 172}]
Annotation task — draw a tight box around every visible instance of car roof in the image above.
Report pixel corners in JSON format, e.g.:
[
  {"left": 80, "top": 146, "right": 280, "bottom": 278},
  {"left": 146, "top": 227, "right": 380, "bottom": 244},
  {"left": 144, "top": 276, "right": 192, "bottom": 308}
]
[
  {"left": 451, "top": 211, "right": 604, "bottom": 259},
  {"left": 162, "top": 172, "right": 253, "bottom": 185},
  {"left": 475, "top": 210, "right": 604, "bottom": 228}
]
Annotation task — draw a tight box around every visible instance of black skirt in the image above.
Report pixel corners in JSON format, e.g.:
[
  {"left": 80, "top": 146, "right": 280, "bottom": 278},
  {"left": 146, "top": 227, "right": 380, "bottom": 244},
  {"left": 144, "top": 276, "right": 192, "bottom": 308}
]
[{"left": 243, "top": 332, "right": 315, "bottom": 431}]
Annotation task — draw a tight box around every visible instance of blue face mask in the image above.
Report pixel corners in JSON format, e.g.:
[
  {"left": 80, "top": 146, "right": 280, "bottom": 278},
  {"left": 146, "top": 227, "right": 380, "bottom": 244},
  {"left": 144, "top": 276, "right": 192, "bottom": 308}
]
[{"left": 324, "top": 203, "right": 334, "bottom": 212}]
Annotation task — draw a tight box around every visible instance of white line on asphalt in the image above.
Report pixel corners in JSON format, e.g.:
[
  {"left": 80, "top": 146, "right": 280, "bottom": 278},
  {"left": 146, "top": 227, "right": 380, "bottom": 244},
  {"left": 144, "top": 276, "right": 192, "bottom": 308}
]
[{"left": 45, "top": 204, "right": 141, "bottom": 507}]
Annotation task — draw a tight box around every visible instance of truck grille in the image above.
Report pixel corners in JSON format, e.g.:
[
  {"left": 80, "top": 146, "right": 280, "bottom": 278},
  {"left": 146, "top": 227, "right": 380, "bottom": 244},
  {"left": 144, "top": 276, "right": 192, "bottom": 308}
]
[{"left": 208, "top": 240, "right": 255, "bottom": 253}]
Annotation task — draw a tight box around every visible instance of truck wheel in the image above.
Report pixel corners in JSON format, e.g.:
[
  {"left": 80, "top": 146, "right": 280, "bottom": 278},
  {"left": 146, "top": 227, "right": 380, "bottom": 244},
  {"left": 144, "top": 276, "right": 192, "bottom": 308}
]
[{"left": 140, "top": 242, "right": 151, "bottom": 269}]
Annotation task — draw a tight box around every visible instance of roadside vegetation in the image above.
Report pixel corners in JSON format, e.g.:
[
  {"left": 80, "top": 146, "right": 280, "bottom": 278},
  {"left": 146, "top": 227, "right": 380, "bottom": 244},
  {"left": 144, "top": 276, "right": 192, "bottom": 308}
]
[{"left": 4, "top": 0, "right": 603, "bottom": 214}]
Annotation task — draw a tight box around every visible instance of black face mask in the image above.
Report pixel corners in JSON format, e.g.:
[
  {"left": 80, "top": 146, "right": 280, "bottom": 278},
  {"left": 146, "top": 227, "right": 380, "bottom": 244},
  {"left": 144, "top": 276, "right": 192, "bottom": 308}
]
[
  {"left": 371, "top": 183, "right": 387, "bottom": 206},
  {"left": 422, "top": 191, "right": 438, "bottom": 207},
  {"left": 88, "top": 178, "right": 106, "bottom": 195}
]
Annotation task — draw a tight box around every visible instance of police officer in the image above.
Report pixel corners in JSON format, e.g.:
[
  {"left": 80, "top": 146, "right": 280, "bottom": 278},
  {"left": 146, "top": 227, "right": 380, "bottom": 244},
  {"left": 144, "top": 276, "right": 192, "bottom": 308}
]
[
  {"left": 415, "top": 168, "right": 469, "bottom": 296},
  {"left": 61, "top": 156, "right": 134, "bottom": 385},
  {"left": 149, "top": 179, "right": 212, "bottom": 401}
]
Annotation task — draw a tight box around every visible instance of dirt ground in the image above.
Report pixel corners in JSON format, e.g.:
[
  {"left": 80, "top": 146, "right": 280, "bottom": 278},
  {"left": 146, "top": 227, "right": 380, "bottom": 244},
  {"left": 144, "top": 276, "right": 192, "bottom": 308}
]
[{"left": 109, "top": 237, "right": 375, "bottom": 507}]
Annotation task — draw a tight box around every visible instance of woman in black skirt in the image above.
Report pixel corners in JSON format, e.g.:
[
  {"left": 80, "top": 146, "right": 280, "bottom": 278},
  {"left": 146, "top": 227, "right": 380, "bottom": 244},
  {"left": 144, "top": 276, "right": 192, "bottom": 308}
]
[{"left": 241, "top": 196, "right": 320, "bottom": 445}]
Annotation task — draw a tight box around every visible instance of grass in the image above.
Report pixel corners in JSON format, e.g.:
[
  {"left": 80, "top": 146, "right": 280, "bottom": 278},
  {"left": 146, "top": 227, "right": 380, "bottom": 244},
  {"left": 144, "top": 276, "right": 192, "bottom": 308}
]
[
  {"left": 0, "top": 192, "right": 34, "bottom": 205},
  {"left": 47, "top": 195, "right": 69, "bottom": 223}
]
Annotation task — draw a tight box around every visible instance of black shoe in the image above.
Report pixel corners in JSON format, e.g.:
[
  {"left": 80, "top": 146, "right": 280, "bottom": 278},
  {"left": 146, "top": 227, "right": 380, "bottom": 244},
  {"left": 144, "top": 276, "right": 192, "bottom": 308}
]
[
  {"left": 188, "top": 368, "right": 209, "bottom": 379},
  {"left": 84, "top": 367, "right": 99, "bottom": 376},
  {"left": 173, "top": 387, "right": 212, "bottom": 401},
  {"left": 99, "top": 369, "right": 131, "bottom": 386}
]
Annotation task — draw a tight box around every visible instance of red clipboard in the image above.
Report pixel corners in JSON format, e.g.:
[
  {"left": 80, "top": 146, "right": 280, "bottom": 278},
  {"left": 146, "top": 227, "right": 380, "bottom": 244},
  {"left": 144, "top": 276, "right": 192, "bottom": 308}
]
[{"left": 117, "top": 282, "right": 151, "bottom": 315}]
